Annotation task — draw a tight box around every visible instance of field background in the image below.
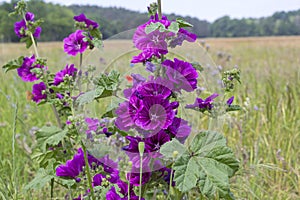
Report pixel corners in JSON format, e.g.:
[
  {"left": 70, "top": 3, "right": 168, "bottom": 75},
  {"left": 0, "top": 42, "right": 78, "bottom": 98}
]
[{"left": 0, "top": 36, "right": 299, "bottom": 199}]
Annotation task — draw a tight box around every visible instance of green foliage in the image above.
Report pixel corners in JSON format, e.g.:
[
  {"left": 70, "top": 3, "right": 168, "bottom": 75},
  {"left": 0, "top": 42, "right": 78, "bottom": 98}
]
[
  {"left": 24, "top": 159, "right": 55, "bottom": 191},
  {"left": 160, "top": 138, "right": 185, "bottom": 160},
  {"left": 169, "top": 131, "right": 239, "bottom": 198},
  {"left": 2, "top": 56, "right": 24, "bottom": 72},
  {"left": 35, "top": 126, "right": 67, "bottom": 152},
  {"left": 76, "top": 70, "right": 120, "bottom": 105}
]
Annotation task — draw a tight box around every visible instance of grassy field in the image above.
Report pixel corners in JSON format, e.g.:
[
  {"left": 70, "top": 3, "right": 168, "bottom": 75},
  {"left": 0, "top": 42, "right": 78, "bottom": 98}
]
[{"left": 0, "top": 36, "right": 299, "bottom": 199}]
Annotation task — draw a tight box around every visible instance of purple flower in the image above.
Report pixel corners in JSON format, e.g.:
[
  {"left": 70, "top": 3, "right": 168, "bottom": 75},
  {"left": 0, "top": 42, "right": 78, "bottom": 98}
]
[
  {"left": 14, "top": 12, "right": 42, "bottom": 38},
  {"left": 135, "top": 96, "right": 176, "bottom": 130},
  {"left": 186, "top": 93, "right": 219, "bottom": 110},
  {"left": 74, "top": 13, "right": 99, "bottom": 29},
  {"left": 145, "top": 61, "right": 156, "bottom": 72},
  {"left": 227, "top": 96, "right": 234, "bottom": 105},
  {"left": 162, "top": 58, "right": 198, "bottom": 92},
  {"left": 17, "top": 55, "right": 44, "bottom": 82},
  {"left": 54, "top": 64, "right": 78, "bottom": 85},
  {"left": 131, "top": 49, "right": 161, "bottom": 63},
  {"left": 144, "top": 131, "right": 170, "bottom": 156},
  {"left": 32, "top": 82, "right": 47, "bottom": 103},
  {"left": 106, "top": 180, "right": 141, "bottom": 200},
  {"left": 169, "top": 28, "right": 197, "bottom": 48},
  {"left": 166, "top": 117, "right": 191, "bottom": 142},
  {"left": 56, "top": 148, "right": 85, "bottom": 179},
  {"left": 85, "top": 117, "right": 100, "bottom": 135},
  {"left": 93, "top": 173, "right": 105, "bottom": 186},
  {"left": 63, "top": 30, "right": 89, "bottom": 56},
  {"left": 136, "top": 77, "right": 172, "bottom": 99},
  {"left": 132, "top": 21, "right": 168, "bottom": 63}
]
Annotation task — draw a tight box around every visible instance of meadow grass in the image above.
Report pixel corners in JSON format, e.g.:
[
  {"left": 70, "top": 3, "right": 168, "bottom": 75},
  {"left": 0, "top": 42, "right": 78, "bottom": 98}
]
[{"left": 0, "top": 36, "right": 299, "bottom": 199}]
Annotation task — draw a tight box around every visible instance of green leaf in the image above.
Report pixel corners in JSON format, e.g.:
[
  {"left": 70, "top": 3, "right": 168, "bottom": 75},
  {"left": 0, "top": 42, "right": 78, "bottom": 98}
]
[
  {"left": 76, "top": 90, "right": 99, "bottom": 106},
  {"left": 36, "top": 126, "right": 68, "bottom": 152},
  {"left": 24, "top": 159, "right": 55, "bottom": 191},
  {"left": 173, "top": 131, "right": 239, "bottom": 198},
  {"left": 93, "top": 70, "right": 120, "bottom": 91},
  {"left": 188, "top": 131, "right": 227, "bottom": 156},
  {"left": 173, "top": 152, "right": 201, "bottom": 192},
  {"left": 191, "top": 62, "right": 203, "bottom": 72},
  {"left": 2, "top": 56, "right": 24, "bottom": 73},
  {"left": 160, "top": 138, "right": 185, "bottom": 160},
  {"left": 226, "top": 105, "right": 242, "bottom": 112},
  {"left": 145, "top": 22, "right": 165, "bottom": 34},
  {"left": 176, "top": 18, "right": 193, "bottom": 28},
  {"left": 168, "top": 22, "right": 180, "bottom": 33}
]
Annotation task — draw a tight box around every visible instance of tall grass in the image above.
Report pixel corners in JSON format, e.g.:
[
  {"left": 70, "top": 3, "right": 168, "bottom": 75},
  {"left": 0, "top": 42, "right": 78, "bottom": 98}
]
[{"left": 0, "top": 37, "right": 299, "bottom": 199}]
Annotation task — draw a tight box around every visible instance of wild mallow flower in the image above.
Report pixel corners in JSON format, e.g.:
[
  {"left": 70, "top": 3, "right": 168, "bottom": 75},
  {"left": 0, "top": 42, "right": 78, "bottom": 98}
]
[
  {"left": 186, "top": 93, "right": 219, "bottom": 110},
  {"left": 166, "top": 117, "right": 191, "bottom": 142},
  {"left": 135, "top": 96, "right": 177, "bottom": 131},
  {"left": 63, "top": 30, "right": 89, "bottom": 56},
  {"left": 56, "top": 148, "right": 85, "bottom": 179},
  {"left": 17, "top": 55, "right": 44, "bottom": 82},
  {"left": 74, "top": 13, "right": 99, "bottom": 29},
  {"left": 162, "top": 58, "right": 198, "bottom": 92},
  {"left": 32, "top": 82, "right": 47, "bottom": 103},
  {"left": 116, "top": 77, "right": 177, "bottom": 132},
  {"left": 14, "top": 12, "right": 41, "bottom": 38},
  {"left": 169, "top": 28, "right": 197, "bottom": 48},
  {"left": 227, "top": 96, "right": 234, "bottom": 105},
  {"left": 53, "top": 64, "right": 78, "bottom": 85}
]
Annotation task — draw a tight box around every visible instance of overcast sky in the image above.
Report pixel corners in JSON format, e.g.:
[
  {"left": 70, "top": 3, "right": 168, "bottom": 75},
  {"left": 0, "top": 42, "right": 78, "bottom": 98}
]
[{"left": 1, "top": 0, "right": 300, "bottom": 22}]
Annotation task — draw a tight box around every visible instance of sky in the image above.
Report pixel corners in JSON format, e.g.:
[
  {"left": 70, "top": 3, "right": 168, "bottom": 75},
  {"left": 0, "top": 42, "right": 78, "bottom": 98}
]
[{"left": 1, "top": 0, "right": 300, "bottom": 22}]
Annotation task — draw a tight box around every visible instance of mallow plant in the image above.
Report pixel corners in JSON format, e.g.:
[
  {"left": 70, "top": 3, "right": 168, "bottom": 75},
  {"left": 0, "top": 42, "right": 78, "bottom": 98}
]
[{"left": 3, "top": 0, "right": 241, "bottom": 199}]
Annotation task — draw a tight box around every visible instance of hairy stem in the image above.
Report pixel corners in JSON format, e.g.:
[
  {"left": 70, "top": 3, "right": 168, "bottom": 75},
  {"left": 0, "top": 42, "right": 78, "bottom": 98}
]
[
  {"left": 139, "top": 155, "right": 143, "bottom": 200},
  {"left": 157, "top": 0, "right": 162, "bottom": 19}
]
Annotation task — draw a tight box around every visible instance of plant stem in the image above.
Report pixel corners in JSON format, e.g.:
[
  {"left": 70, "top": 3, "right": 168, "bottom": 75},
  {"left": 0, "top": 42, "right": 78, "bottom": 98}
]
[
  {"left": 139, "top": 155, "right": 143, "bottom": 200},
  {"left": 157, "top": 0, "right": 162, "bottom": 19},
  {"left": 82, "top": 143, "right": 95, "bottom": 200},
  {"left": 78, "top": 53, "right": 83, "bottom": 93},
  {"left": 50, "top": 178, "right": 54, "bottom": 199},
  {"left": 167, "top": 168, "right": 174, "bottom": 200}
]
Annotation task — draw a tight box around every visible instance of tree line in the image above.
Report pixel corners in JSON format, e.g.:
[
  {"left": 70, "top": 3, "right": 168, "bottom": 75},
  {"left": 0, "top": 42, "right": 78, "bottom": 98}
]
[{"left": 1, "top": 0, "right": 300, "bottom": 42}]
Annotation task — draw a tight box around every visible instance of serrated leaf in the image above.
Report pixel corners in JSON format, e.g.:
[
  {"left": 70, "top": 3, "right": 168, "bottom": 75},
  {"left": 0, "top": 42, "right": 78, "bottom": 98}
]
[
  {"left": 2, "top": 56, "right": 24, "bottom": 73},
  {"left": 176, "top": 18, "right": 193, "bottom": 28},
  {"left": 173, "top": 131, "right": 239, "bottom": 198},
  {"left": 168, "top": 22, "right": 180, "bottom": 33},
  {"left": 93, "top": 70, "right": 120, "bottom": 91},
  {"left": 173, "top": 152, "right": 200, "bottom": 192},
  {"left": 36, "top": 126, "right": 68, "bottom": 152},
  {"left": 91, "top": 37, "right": 103, "bottom": 50},
  {"left": 189, "top": 131, "right": 227, "bottom": 156},
  {"left": 160, "top": 138, "right": 185, "bottom": 160}
]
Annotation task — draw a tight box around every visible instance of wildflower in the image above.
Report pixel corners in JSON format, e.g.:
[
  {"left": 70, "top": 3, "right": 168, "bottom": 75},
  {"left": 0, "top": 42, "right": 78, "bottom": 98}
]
[
  {"left": 14, "top": 12, "right": 41, "bottom": 38},
  {"left": 63, "top": 30, "right": 89, "bottom": 56},
  {"left": 227, "top": 96, "right": 234, "bottom": 105},
  {"left": 74, "top": 13, "right": 99, "bottom": 29},
  {"left": 56, "top": 148, "right": 85, "bottom": 179},
  {"left": 186, "top": 93, "right": 219, "bottom": 110},
  {"left": 53, "top": 64, "right": 78, "bottom": 85},
  {"left": 32, "top": 82, "right": 47, "bottom": 103},
  {"left": 162, "top": 58, "right": 198, "bottom": 92},
  {"left": 166, "top": 117, "right": 191, "bottom": 142},
  {"left": 169, "top": 28, "right": 197, "bottom": 48},
  {"left": 135, "top": 96, "right": 176, "bottom": 130},
  {"left": 17, "top": 55, "right": 44, "bottom": 82}
]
